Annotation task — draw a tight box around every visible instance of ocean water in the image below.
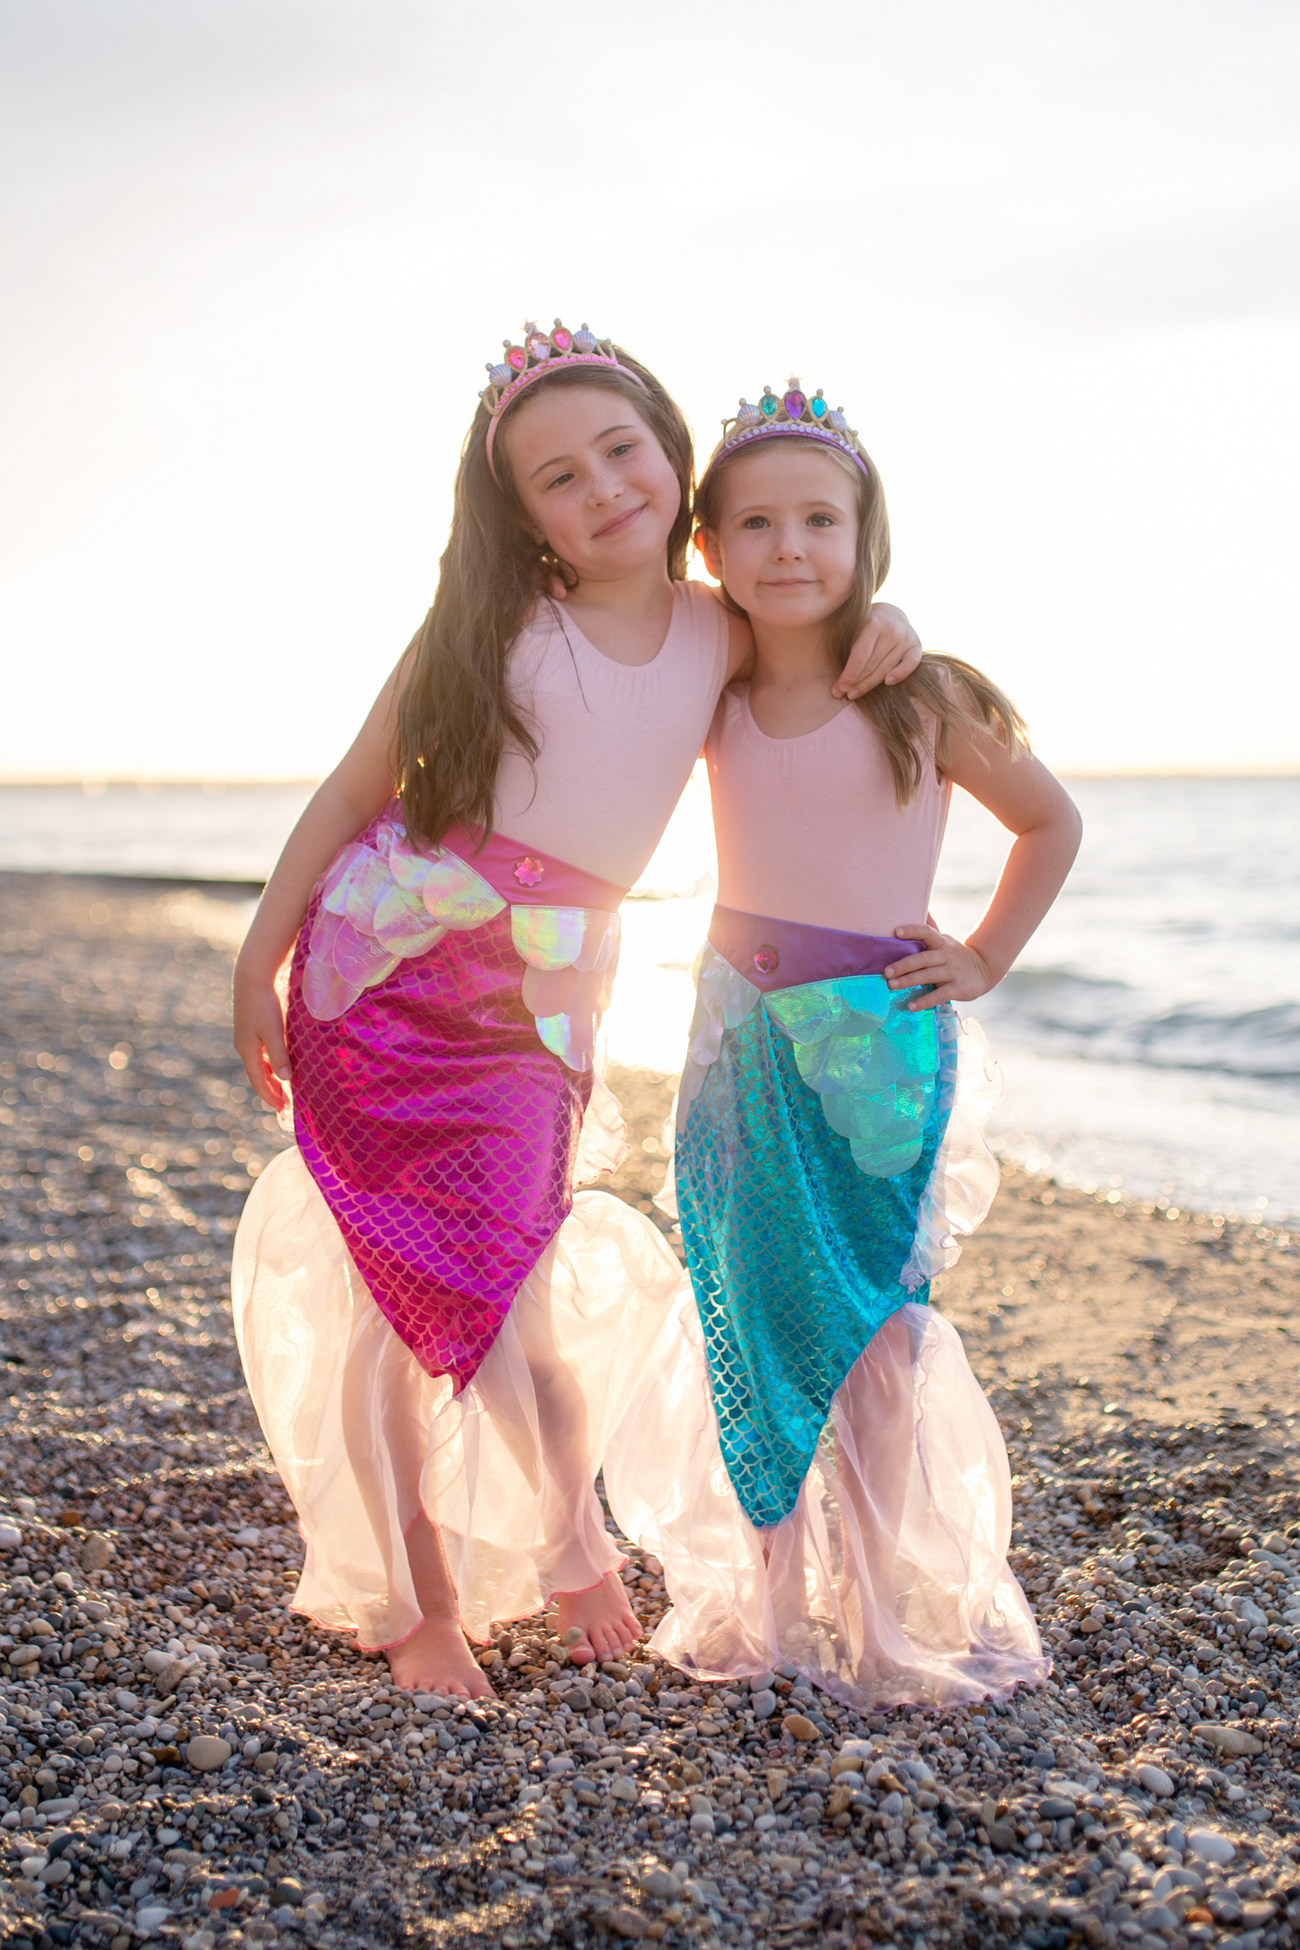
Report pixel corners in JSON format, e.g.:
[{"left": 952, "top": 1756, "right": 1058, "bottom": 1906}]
[{"left": 0, "top": 776, "right": 1295, "bottom": 1225}]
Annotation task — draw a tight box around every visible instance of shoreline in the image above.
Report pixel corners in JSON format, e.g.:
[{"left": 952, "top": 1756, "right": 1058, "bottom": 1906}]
[
  {"left": 2, "top": 870, "right": 1300, "bottom": 1950},
  {"left": 1, "top": 863, "right": 1289, "bottom": 1231}
]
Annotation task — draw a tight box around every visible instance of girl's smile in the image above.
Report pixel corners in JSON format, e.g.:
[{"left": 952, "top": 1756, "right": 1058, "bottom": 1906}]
[
  {"left": 696, "top": 442, "right": 860, "bottom": 636},
  {"left": 592, "top": 500, "right": 648, "bottom": 540},
  {"left": 503, "top": 384, "right": 682, "bottom": 584}
]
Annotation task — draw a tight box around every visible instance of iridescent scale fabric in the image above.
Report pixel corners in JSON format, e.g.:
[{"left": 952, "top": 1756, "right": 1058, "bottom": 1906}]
[
  {"left": 286, "top": 809, "right": 624, "bottom": 1389},
  {"left": 674, "top": 929, "right": 953, "bottom": 1529}
]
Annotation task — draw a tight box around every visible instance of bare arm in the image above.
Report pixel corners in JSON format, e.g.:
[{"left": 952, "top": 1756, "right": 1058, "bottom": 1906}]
[
  {"left": 885, "top": 721, "right": 1082, "bottom": 1011},
  {"left": 232, "top": 646, "right": 414, "bottom": 1107}
]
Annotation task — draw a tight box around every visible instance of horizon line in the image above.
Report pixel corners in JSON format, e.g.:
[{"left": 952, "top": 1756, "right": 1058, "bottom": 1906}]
[{"left": 0, "top": 768, "right": 1297, "bottom": 787}]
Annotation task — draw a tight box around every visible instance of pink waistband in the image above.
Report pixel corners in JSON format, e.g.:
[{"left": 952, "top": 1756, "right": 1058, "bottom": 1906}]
[{"left": 439, "top": 825, "right": 628, "bottom": 911}]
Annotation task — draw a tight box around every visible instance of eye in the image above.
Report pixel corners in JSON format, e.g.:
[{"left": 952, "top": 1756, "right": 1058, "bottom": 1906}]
[
  {"left": 741, "top": 515, "right": 769, "bottom": 529},
  {"left": 607, "top": 441, "right": 635, "bottom": 459},
  {"left": 544, "top": 470, "right": 576, "bottom": 491},
  {"left": 808, "top": 512, "right": 835, "bottom": 527}
]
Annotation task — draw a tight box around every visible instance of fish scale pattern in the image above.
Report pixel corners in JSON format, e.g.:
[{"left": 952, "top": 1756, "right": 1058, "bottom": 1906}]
[
  {"left": 675, "top": 986, "right": 954, "bottom": 1528},
  {"left": 286, "top": 900, "right": 594, "bottom": 1390}
]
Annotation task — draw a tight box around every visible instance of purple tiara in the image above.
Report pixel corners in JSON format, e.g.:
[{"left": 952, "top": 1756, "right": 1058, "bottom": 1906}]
[
  {"left": 480, "top": 319, "right": 646, "bottom": 480},
  {"left": 698, "top": 379, "right": 870, "bottom": 493}
]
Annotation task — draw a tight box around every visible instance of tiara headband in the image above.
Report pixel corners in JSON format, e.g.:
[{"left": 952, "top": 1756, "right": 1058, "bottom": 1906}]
[
  {"left": 697, "top": 379, "right": 870, "bottom": 496},
  {"left": 480, "top": 319, "right": 648, "bottom": 481}
]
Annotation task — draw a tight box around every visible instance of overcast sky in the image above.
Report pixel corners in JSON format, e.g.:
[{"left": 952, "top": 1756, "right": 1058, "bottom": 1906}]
[{"left": 1, "top": 0, "right": 1297, "bottom": 777}]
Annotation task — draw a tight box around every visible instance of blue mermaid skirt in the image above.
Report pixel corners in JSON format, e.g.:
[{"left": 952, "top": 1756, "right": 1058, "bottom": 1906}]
[{"left": 604, "top": 908, "right": 1048, "bottom": 1707}]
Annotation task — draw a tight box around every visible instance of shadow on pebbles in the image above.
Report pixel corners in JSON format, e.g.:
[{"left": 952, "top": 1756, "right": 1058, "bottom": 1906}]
[{"left": 1, "top": 874, "right": 1300, "bottom": 1950}]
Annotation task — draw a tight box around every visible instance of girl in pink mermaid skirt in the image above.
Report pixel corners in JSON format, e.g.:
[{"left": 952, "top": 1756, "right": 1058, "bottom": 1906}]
[{"left": 230, "top": 323, "right": 922, "bottom": 1696}]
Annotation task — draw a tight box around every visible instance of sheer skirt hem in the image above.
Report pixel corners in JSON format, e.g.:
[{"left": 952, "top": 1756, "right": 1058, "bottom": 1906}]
[
  {"left": 604, "top": 1293, "right": 1047, "bottom": 1710},
  {"left": 232, "top": 1147, "right": 682, "bottom": 1649}
]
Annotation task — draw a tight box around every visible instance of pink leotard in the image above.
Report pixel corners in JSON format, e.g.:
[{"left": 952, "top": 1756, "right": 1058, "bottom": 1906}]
[
  {"left": 494, "top": 583, "right": 730, "bottom": 890},
  {"left": 705, "top": 685, "right": 950, "bottom": 936}
]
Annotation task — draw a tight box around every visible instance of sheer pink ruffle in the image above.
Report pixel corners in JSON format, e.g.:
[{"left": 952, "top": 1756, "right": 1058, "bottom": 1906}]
[
  {"left": 604, "top": 1296, "right": 1047, "bottom": 1708},
  {"left": 232, "top": 1148, "right": 682, "bottom": 1647}
]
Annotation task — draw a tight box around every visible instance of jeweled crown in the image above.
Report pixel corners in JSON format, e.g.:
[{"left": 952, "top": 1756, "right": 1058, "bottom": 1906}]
[
  {"left": 699, "top": 377, "right": 869, "bottom": 490},
  {"left": 479, "top": 319, "right": 646, "bottom": 480},
  {"left": 481, "top": 319, "right": 617, "bottom": 413}
]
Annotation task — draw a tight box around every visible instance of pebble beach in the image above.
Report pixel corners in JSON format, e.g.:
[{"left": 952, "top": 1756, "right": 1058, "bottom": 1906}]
[{"left": 1, "top": 871, "right": 1299, "bottom": 1950}]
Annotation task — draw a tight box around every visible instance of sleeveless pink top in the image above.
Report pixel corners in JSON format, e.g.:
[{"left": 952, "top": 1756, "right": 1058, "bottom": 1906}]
[
  {"left": 494, "top": 582, "right": 729, "bottom": 890},
  {"left": 706, "top": 685, "right": 951, "bottom": 936}
]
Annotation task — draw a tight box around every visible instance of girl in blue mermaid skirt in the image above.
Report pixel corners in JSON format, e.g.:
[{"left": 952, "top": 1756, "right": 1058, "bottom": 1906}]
[{"left": 606, "top": 381, "right": 1082, "bottom": 1707}]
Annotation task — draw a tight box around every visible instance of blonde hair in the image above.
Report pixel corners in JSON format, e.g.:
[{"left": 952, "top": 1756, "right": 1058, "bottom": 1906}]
[{"left": 694, "top": 435, "right": 1029, "bottom": 804}]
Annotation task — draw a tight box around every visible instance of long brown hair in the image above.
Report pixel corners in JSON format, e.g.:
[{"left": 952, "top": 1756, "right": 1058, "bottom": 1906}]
[
  {"left": 695, "top": 436, "right": 1028, "bottom": 803},
  {"left": 396, "top": 354, "right": 695, "bottom": 848}
]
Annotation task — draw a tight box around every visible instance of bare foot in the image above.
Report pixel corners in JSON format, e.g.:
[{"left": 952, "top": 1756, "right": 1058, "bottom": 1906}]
[
  {"left": 386, "top": 1615, "right": 493, "bottom": 1697},
  {"left": 385, "top": 1509, "right": 496, "bottom": 1698},
  {"left": 555, "top": 1571, "right": 642, "bottom": 1667}
]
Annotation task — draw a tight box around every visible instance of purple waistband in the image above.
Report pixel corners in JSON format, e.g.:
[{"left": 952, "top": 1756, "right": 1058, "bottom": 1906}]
[
  {"left": 440, "top": 824, "right": 628, "bottom": 912},
  {"left": 709, "top": 904, "right": 923, "bottom": 993}
]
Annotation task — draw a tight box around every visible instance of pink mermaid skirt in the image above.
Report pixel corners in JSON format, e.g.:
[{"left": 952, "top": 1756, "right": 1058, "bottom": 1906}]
[{"left": 231, "top": 816, "right": 683, "bottom": 1647}]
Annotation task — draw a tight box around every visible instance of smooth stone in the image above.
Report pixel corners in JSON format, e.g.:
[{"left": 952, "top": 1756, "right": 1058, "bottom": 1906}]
[
  {"left": 1186, "top": 1827, "right": 1236, "bottom": 1866},
  {"left": 1039, "top": 1796, "right": 1077, "bottom": 1820},
  {"left": 81, "top": 1534, "right": 113, "bottom": 1571},
  {"left": 641, "top": 1870, "right": 682, "bottom": 1900},
  {"left": 1193, "top": 1723, "right": 1264, "bottom": 1757},
  {"left": 186, "top": 1736, "right": 232, "bottom": 1772},
  {"left": 750, "top": 1690, "right": 777, "bottom": 1720},
  {"left": 1136, "top": 1902, "right": 1178, "bottom": 1930},
  {"left": 768, "top": 1854, "right": 802, "bottom": 1875},
  {"left": 1138, "top": 1764, "right": 1175, "bottom": 1797},
  {"left": 781, "top": 1714, "right": 818, "bottom": 1742},
  {"left": 134, "top": 1907, "right": 172, "bottom": 1936},
  {"left": 0, "top": 1524, "right": 23, "bottom": 1549},
  {"left": 603, "top": 1911, "right": 648, "bottom": 1941},
  {"left": 270, "top": 1879, "right": 303, "bottom": 1907}
]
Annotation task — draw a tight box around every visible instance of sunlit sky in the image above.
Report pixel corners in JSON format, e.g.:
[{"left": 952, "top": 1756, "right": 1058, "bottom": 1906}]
[{"left": 1, "top": 0, "right": 1297, "bottom": 779}]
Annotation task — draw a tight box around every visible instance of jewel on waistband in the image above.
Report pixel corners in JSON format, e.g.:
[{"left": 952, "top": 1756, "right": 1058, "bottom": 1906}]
[
  {"left": 708, "top": 904, "right": 923, "bottom": 993},
  {"left": 439, "top": 825, "right": 628, "bottom": 913}
]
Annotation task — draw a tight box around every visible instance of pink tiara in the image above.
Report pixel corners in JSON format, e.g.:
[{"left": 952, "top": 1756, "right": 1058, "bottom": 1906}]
[
  {"left": 698, "top": 379, "right": 869, "bottom": 494},
  {"left": 481, "top": 319, "right": 647, "bottom": 480}
]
